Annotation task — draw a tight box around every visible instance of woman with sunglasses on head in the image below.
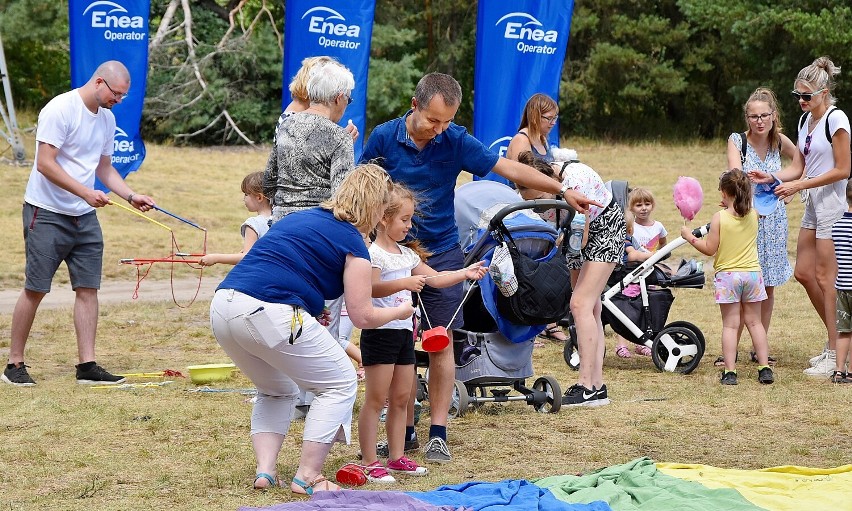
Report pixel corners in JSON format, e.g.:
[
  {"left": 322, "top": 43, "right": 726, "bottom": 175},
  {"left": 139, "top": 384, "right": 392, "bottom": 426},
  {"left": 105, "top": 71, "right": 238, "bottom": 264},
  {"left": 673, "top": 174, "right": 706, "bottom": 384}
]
[
  {"left": 750, "top": 57, "right": 851, "bottom": 377},
  {"left": 720, "top": 88, "right": 798, "bottom": 368}
]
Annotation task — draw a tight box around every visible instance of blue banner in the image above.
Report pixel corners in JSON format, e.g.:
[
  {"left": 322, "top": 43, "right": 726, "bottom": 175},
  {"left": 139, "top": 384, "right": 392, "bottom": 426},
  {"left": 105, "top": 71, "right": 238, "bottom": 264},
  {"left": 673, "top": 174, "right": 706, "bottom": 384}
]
[
  {"left": 283, "top": 0, "right": 375, "bottom": 160},
  {"left": 69, "top": 0, "right": 149, "bottom": 191},
  {"left": 473, "top": 0, "right": 574, "bottom": 185}
]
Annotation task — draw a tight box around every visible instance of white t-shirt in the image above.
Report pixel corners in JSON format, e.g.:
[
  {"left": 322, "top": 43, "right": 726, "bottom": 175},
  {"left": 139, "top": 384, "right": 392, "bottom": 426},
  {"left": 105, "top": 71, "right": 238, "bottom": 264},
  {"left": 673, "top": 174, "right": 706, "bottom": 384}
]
[
  {"left": 368, "top": 242, "right": 421, "bottom": 330},
  {"left": 632, "top": 221, "right": 668, "bottom": 252},
  {"left": 558, "top": 162, "right": 612, "bottom": 221},
  {"left": 241, "top": 214, "right": 271, "bottom": 239},
  {"left": 25, "top": 89, "right": 115, "bottom": 216},
  {"left": 800, "top": 106, "right": 850, "bottom": 202}
]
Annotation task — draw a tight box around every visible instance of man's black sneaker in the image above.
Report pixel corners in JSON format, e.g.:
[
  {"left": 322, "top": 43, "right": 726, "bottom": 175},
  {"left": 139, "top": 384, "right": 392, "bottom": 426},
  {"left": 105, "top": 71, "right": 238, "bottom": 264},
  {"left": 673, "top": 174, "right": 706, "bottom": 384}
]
[
  {"left": 75, "top": 363, "right": 126, "bottom": 385},
  {"left": 757, "top": 367, "right": 774, "bottom": 385},
  {"left": 561, "top": 383, "right": 608, "bottom": 407},
  {"left": 359, "top": 438, "right": 420, "bottom": 459},
  {"left": 2, "top": 363, "right": 36, "bottom": 386},
  {"left": 720, "top": 371, "right": 738, "bottom": 385}
]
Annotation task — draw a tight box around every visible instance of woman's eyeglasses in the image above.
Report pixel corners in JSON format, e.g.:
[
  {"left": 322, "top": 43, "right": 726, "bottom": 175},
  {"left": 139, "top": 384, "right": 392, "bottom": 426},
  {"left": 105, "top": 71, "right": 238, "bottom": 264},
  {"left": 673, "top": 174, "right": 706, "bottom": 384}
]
[
  {"left": 541, "top": 114, "right": 559, "bottom": 124},
  {"left": 804, "top": 134, "right": 812, "bottom": 157},
  {"left": 791, "top": 89, "right": 825, "bottom": 102},
  {"left": 746, "top": 113, "right": 773, "bottom": 123}
]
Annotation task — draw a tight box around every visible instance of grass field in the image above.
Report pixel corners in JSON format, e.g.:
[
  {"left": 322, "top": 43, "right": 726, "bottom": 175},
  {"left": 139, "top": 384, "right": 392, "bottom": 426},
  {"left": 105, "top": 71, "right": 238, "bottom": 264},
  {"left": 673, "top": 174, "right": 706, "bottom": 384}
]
[{"left": 0, "top": 137, "right": 850, "bottom": 511}]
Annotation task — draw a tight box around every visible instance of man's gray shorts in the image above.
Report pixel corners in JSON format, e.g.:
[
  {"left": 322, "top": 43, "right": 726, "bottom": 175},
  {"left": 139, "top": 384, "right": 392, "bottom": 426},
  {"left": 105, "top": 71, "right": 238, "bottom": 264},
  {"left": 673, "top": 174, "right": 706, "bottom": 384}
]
[{"left": 23, "top": 202, "right": 103, "bottom": 293}]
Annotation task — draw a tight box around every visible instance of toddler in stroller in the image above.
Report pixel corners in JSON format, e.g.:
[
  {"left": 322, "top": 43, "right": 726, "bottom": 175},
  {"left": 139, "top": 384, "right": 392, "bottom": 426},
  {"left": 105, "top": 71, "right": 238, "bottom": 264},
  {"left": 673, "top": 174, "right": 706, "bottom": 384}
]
[{"left": 415, "top": 180, "right": 572, "bottom": 416}]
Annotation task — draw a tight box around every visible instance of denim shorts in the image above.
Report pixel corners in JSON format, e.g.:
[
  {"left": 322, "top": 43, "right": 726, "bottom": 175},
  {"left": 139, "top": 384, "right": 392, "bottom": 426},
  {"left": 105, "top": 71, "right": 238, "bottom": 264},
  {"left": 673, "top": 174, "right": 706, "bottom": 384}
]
[
  {"left": 23, "top": 203, "right": 103, "bottom": 293},
  {"left": 713, "top": 271, "right": 767, "bottom": 304},
  {"left": 360, "top": 328, "right": 416, "bottom": 366}
]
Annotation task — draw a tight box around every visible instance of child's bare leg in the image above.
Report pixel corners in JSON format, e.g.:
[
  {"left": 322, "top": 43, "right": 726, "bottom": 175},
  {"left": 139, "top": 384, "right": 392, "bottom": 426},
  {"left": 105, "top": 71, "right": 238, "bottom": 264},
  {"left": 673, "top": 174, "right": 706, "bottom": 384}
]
[
  {"left": 357, "top": 364, "right": 394, "bottom": 465},
  {"left": 743, "top": 301, "right": 769, "bottom": 366},
  {"left": 720, "top": 303, "right": 741, "bottom": 372},
  {"left": 386, "top": 364, "right": 415, "bottom": 461},
  {"left": 836, "top": 332, "right": 851, "bottom": 373}
]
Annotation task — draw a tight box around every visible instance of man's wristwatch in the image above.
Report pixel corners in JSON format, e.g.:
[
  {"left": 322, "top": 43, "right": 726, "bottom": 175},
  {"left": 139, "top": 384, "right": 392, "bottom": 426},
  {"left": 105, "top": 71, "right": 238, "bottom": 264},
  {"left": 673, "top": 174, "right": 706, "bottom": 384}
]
[
  {"left": 559, "top": 183, "right": 570, "bottom": 197},
  {"left": 127, "top": 193, "right": 136, "bottom": 204}
]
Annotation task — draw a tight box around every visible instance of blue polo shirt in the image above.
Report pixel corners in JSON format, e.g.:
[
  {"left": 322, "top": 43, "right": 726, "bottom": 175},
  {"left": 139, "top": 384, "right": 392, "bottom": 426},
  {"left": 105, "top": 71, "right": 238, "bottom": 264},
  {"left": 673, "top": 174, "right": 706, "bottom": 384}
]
[
  {"left": 361, "top": 111, "right": 500, "bottom": 254},
  {"left": 217, "top": 208, "right": 369, "bottom": 316}
]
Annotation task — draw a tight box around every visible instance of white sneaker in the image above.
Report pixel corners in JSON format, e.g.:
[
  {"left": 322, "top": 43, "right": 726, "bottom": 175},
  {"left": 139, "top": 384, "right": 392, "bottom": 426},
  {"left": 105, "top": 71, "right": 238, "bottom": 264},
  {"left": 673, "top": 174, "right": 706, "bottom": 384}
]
[
  {"left": 809, "top": 348, "right": 828, "bottom": 367},
  {"left": 804, "top": 350, "right": 836, "bottom": 377}
]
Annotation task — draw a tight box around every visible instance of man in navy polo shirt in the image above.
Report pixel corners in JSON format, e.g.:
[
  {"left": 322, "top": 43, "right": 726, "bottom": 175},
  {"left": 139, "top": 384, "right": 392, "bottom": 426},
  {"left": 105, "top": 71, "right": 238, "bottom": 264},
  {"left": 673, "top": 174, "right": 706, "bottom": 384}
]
[{"left": 361, "top": 72, "right": 596, "bottom": 463}]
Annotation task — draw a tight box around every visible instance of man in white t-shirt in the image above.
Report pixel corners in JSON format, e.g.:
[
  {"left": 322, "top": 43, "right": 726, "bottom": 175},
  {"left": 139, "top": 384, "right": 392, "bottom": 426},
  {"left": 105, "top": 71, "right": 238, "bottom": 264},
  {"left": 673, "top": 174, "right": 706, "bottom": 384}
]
[{"left": 2, "top": 61, "right": 155, "bottom": 387}]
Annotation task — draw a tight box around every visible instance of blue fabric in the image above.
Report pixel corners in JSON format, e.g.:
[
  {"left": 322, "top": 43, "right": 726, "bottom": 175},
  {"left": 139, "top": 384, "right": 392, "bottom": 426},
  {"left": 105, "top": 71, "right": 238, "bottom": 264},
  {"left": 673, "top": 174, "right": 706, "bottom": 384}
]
[
  {"left": 479, "top": 248, "right": 548, "bottom": 343},
  {"left": 361, "top": 111, "right": 500, "bottom": 254},
  {"left": 218, "top": 208, "right": 369, "bottom": 316},
  {"left": 408, "top": 479, "right": 612, "bottom": 511}
]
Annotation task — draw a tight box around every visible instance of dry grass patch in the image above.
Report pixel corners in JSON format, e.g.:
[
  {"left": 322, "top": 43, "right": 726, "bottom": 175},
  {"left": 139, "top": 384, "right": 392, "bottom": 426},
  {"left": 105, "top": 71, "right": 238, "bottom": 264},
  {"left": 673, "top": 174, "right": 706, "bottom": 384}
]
[{"left": 1, "top": 141, "right": 850, "bottom": 511}]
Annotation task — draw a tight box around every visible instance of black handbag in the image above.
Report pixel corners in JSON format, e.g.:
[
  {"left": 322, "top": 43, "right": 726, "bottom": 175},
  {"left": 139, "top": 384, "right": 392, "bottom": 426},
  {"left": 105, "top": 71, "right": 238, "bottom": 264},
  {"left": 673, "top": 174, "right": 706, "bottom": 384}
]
[{"left": 493, "top": 225, "right": 572, "bottom": 325}]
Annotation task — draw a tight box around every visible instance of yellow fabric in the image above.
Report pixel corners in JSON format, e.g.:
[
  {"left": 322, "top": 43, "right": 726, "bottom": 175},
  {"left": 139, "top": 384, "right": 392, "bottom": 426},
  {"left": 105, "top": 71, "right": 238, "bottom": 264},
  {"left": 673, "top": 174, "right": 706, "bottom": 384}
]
[
  {"left": 657, "top": 462, "right": 852, "bottom": 511},
  {"left": 713, "top": 209, "right": 760, "bottom": 273}
]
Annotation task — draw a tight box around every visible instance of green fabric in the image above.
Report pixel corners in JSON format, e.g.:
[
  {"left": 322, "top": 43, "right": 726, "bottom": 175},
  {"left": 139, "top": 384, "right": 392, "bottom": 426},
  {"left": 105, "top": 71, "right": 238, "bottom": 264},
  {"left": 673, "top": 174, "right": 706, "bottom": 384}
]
[{"left": 535, "top": 458, "right": 766, "bottom": 511}]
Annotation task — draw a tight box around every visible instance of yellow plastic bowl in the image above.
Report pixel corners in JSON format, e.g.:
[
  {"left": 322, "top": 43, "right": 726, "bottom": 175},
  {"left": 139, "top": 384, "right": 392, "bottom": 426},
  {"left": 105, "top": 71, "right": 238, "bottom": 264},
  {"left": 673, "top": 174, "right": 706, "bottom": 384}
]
[{"left": 187, "top": 363, "right": 237, "bottom": 384}]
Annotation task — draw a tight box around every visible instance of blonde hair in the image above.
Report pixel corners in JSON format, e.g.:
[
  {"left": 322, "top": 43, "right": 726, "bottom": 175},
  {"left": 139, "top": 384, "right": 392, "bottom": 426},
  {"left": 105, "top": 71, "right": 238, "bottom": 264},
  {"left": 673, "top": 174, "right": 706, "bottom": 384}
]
[
  {"left": 515, "top": 150, "right": 556, "bottom": 192},
  {"left": 624, "top": 210, "right": 635, "bottom": 235},
  {"left": 380, "top": 183, "right": 431, "bottom": 260},
  {"left": 744, "top": 87, "right": 784, "bottom": 151},
  {"left": 628, "top": 187, "right": 656, "bottom": 209},
  {"left": 240, "top": 171, "right": 265, "bottom": 197},
  {"left": 322, "top": 164, "right": 392, "bottom": 233},
  {"left": 796, "top": 56, "right": 841, "bottom": 106},
  {"left": 518, "top": 93, "right": 559, "bottom": 148},
  {"left": 289, "top": 56, "right": 333, "bottom": 102}
]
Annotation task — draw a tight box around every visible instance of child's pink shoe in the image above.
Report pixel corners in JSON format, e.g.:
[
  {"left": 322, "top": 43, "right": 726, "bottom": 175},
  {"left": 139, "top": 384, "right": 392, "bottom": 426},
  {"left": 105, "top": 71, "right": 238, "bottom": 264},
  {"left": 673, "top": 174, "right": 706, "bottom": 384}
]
[
  {"left": 615, "top": 345, "right": 632, "bottom": 358},
  {"left": 387, "top": 456, "right": 428, "bottom": 476},
  {"left": 635, "top": 345, "right": 652, "bottom": 356}
]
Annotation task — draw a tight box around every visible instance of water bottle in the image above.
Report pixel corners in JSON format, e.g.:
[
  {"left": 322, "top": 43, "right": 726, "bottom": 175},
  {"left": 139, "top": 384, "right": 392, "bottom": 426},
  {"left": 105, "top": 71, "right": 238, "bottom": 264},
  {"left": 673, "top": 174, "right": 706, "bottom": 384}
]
[{"left": 567, "top": 213, "right": 585, "bottom": 254}]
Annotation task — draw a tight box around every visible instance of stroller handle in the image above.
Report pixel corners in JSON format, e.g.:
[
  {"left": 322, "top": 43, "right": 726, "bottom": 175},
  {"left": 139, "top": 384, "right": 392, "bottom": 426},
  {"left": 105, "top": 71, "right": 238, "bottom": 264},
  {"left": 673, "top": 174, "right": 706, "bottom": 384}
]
[
  {"left": 692, "top": 223, "right": 711, "bottom": 238},
  {"left": 487, "top": 199, "right": 576, "bottom": 231}
]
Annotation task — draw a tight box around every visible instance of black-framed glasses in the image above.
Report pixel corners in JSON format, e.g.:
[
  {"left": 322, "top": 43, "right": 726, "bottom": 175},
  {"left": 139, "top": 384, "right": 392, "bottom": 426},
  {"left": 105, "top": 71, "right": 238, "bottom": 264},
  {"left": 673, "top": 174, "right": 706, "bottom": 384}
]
[
  {"left": 541, "top": 113, "right": 559, "bottom": 124},
  {"left": 791, "top": 89, "right": 825, "bottom": 102},
  {"left": 746, "top": 112, "right": 773, "bottom": 123},
  {"left": 804, "top": 134, "right": 812, "bottom": 157},
  {"left": 101, "top": 78, "right": 128, "bottom": 100}
]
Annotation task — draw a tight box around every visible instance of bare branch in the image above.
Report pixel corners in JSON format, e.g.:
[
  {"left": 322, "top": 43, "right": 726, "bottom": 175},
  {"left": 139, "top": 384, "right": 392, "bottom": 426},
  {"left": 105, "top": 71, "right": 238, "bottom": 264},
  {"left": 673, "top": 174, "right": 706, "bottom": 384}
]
[{"left": 149, "top": 0, "right": 179, "bottom": 51}]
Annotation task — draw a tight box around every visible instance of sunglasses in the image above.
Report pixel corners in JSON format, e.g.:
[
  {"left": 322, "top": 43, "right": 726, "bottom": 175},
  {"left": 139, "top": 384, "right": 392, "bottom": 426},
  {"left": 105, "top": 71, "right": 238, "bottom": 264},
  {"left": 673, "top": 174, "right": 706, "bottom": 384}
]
[
  {"left": 790, "top": 89, "right": 825, "bottom": 102},
  {"left": 804, "top": 134, "right": 812, "bottom": 157}
]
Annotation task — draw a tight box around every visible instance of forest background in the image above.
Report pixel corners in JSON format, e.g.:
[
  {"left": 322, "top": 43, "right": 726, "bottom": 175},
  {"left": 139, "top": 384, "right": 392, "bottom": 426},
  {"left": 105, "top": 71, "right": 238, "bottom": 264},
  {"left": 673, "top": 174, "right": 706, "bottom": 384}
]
[{"left": 1, "top": 0, "right": 852, "bottom": 145}]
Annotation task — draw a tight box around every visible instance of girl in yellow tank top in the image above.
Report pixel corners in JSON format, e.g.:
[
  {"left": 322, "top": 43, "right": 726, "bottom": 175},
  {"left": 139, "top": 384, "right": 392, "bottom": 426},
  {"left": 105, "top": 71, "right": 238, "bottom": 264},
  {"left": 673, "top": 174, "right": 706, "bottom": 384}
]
[{"left": 681, "top": 170, "right": 774, "bottom": 386}]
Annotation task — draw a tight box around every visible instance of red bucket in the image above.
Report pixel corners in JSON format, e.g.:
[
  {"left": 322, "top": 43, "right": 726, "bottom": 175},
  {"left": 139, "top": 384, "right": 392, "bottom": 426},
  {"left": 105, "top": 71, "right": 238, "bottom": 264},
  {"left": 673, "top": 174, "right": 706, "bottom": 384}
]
[
  {"left": 421, "top": 326, "right": 450, "bottom": 352},
  {"left": 336, "top": 463, "right": 367, "bottom": 486}
]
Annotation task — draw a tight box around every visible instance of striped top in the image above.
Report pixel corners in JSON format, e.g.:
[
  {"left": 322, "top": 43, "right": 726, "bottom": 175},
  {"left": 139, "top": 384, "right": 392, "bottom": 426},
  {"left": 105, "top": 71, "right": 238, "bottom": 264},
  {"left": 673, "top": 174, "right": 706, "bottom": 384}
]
[{"left": 832, "top": 212, "right": 852, "bottom": 290}]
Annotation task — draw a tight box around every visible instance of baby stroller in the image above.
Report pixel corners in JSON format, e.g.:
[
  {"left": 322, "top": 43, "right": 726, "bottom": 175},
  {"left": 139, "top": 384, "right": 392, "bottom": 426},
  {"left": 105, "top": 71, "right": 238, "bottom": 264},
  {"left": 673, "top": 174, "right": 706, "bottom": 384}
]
[
  {"left": 415, "top": 181, "right": 572, "bottom": 416},
  {"left": 562, "top": 225, "right": 710, "bottom": 374}
]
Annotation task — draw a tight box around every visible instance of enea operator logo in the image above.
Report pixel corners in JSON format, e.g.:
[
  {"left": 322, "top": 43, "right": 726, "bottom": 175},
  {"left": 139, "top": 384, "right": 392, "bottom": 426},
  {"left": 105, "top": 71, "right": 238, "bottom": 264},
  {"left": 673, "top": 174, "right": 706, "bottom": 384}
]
[
  {"left": 495, "top": 12, "right": 558, "bottom": 55},
  {"left": 302, "top": 7, "right": 363, "bottom": 50},
  {"left": 83, "top": 1, "right": 146, "bottom": 42},
  {"left": 489, "top": 136, "right": 513, "bottom": 158},
  {"left": 112, "top": 127, "right": 140, "bottom": 166}
]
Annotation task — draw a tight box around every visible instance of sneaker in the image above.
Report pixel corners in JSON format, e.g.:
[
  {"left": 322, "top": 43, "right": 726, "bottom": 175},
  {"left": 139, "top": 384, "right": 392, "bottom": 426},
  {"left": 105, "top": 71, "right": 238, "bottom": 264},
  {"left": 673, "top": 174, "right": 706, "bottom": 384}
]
[
  {"left": 423, "top": 436, "right": 452, "bottom": 464},
  {"left": 830, "top": 371, "right": 851, "bottom": 384},
  {"left": 757, "top": 367, "right": 774, "bottom": 385},
  {"left": 804, "top": 350, "right": 836, "bottom": 378},
  {"left": 809, "top": 344, "right": 829, "bottom": 367},
  {"left": 561, "top": 383, "right": 608, "bottom": 407},
  {"left": 373, "top": 438, "right": 420, "bottom": 459},
  {"left": 365, "top": 461, "right": 395, "bottom": 483},
  {"left": 596, "top": 384, "right": 610, "bottom": 405},
  {"left": 387, "top": 456, "right": 428, "bottom": 476},
  {"left": 75, "top": 363, "right": 126, "bottom": 385},
  {"left": 720, "top": 371, "right": 738, "bottom": 385},
  {"left": 2, "top": 363, "right": 36, "bottom": 386}
]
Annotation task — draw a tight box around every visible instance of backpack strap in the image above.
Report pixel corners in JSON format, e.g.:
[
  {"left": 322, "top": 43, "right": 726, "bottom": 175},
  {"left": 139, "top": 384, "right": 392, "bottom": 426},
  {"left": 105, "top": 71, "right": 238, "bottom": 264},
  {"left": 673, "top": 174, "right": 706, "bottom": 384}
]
[
  {"left": 739, "top": 132, "right": 748, "bottom": 166},
  {"left": 798, "top": 112, "right": 808, "bottom": 132},
  {"left": 824, "top": 107, "right": 837, "bottom": 144}
]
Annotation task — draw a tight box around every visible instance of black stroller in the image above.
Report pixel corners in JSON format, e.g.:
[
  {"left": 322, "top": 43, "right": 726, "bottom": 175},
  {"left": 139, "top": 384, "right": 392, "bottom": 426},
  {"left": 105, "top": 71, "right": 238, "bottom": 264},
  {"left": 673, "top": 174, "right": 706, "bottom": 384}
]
[{"left": 415, "top": 181, "right": 573, "bottom": 416}]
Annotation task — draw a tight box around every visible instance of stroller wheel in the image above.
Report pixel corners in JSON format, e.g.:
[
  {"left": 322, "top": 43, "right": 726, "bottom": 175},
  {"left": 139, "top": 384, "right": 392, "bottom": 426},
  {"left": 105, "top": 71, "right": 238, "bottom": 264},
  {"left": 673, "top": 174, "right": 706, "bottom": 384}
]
[
  {"left": 532, "top": 376, "right": 561, "bottom": 413},
  {"left": 448, "top": 380, "right": 470, "bottom": 418},
  {"left": 651, "top": 325, "right": 704, "bottom": 374},
  {"left": 664, "top": 320, "right": 705, "bottom": 349},
  {"left": 562, "top": 325, "right": 580, "bottom": 371}
]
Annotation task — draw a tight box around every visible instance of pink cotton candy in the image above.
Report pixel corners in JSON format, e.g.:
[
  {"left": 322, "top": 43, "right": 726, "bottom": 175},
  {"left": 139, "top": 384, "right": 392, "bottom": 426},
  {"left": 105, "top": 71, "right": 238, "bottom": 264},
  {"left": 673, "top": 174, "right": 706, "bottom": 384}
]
[{"left": 673, "top": 177, "right": 703, "bottom": 221}]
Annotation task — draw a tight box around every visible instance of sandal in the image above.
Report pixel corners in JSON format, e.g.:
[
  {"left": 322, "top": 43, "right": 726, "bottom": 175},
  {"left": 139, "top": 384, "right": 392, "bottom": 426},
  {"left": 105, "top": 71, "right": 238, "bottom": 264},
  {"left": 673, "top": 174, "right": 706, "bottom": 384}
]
[
  {"left": 291, "top": 475, "right": 340, "bottom": 495},
  {"left": 714, "top": 353, "right": 739, "bottom": 367},
  {"left": 635, "top": 345, "right": 652, "bottom": 357},
  {"left": 539, "top": 325, "right": 568, "bottom": 342},
  {"left": 615, "top": 345, "right": 632, "bottom": 358},
  {"left": 749, "top": 351, "right": 777, "bottom": 366},
  {"left": 254, "top": 472, "right": 280, "bottom": 489}
]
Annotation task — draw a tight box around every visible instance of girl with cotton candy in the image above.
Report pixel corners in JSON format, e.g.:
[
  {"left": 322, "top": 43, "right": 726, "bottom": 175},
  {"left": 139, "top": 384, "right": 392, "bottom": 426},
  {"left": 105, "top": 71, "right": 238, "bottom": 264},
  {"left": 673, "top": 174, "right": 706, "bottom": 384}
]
[{"left": 720, "top": 88, "right": 798, "bottom": 368}]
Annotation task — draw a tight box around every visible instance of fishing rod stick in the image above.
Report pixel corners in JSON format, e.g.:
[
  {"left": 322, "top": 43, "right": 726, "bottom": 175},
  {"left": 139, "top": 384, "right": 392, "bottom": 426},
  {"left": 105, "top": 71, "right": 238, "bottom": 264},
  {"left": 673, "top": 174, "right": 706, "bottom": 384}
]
[
  {"left": 108, "top": 201, "right": 172, "bottom": 231},
  {"left": 152, "top": 205, "right": 206, "bottom": 231}
]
